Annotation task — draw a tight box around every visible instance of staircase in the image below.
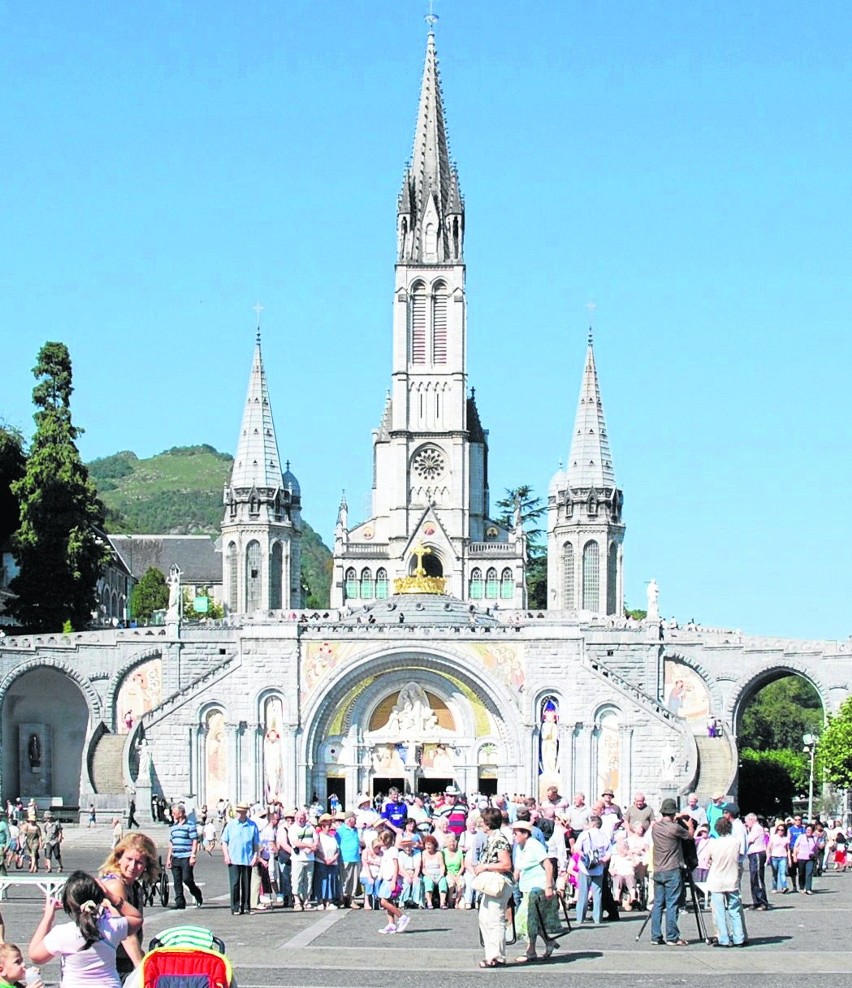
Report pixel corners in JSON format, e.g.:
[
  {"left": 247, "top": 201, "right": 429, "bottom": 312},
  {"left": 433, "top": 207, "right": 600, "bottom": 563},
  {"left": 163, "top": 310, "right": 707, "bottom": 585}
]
[
  {"left": 693, "top": 734, "right": 737, "bottom": 802},
  {"left": 91, "top": 732, "right": 127, "bottom": 794}
]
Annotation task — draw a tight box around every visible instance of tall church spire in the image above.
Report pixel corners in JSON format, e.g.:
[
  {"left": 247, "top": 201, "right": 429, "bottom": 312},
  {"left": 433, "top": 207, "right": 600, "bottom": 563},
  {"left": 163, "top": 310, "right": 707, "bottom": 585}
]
[
  {"left": 547, "top": 332, "right": 624, "bottom": 615},
  {"left": 222, "top": 329, "right": 302, "bottom": 614},
  {"left": 397, "top": 30, "right": 464, "bottom": 263},
  {"left": 565, "top": 332, "right": 616, "bottom": 489},
  {"left": 229, "top": 336, "right": 283, "bottom": 491}
]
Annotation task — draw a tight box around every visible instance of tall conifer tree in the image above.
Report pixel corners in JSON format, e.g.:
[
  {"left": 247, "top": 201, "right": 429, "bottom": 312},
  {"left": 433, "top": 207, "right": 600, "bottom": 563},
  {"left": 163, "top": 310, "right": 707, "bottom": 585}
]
[{"left": 10, "top": 342, "right": 110, "bottom": 631}]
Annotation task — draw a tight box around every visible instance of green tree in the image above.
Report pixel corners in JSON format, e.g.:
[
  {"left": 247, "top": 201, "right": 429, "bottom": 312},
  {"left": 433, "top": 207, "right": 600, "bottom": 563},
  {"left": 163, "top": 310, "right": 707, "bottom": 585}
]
[
  {"left": 739, "top": 676, "right": 822, "bottom": 751},
  {"left": 738, "top": 749, "right": 799, "bottom": 816},
  {"left": 496, "top": 485, "right": 547, "bottom": 608},
  {"left": 131, "top": 567, "right": 169, "bottom": 622},
  {"left": 10, "top": 343, "right": 110, "bottom": 632},
  {"left": 0, "top": 424, "right": 26, "bottom": 547},
  {"left": 816, "top": 696, "right": 852, "bottom": 789}
]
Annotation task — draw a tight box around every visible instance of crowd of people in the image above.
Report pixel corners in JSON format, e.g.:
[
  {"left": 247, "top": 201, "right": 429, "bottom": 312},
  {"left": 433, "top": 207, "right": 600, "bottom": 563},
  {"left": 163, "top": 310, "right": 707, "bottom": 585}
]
[{"left": 0, "top": 786, "right": 847, "bottom": 982}]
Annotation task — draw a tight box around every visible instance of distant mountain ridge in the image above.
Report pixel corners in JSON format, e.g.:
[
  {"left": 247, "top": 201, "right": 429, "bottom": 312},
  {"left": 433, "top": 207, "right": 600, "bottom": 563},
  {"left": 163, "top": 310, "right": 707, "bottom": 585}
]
[{"left": 88, "top": 445, "right": 332, "bottom": 606}]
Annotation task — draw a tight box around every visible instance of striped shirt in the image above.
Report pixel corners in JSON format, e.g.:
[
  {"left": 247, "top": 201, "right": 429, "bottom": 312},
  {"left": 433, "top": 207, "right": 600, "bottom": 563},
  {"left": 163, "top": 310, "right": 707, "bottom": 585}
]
[{"left": 169, "top": 821, "right": 197, "bottom": 859}]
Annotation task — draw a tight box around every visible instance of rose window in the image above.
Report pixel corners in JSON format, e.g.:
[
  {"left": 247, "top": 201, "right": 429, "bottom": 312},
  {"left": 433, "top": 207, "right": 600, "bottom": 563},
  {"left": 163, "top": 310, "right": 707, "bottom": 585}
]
[{"left": 413, "top": 446, "right": 445, "bottom": 481}]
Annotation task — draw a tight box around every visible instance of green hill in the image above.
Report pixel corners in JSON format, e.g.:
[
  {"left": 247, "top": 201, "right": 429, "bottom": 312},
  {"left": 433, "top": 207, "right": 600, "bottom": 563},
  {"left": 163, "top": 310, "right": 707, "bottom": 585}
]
[{"left": 88, "top": 445, "right": 332, "bottom": 606}]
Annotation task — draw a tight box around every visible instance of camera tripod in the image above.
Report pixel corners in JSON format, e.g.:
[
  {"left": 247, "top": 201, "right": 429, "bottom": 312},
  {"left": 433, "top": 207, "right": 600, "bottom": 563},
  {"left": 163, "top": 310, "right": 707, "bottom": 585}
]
[{"left": 635, "top": 868, "right": 712, "bottom": 944}]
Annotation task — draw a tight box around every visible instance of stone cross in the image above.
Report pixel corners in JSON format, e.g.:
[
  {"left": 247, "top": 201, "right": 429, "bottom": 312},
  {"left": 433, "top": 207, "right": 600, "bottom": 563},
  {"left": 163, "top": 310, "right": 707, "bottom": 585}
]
[{"left": 411, "top": 542, "right": 432, "bottom": 577}]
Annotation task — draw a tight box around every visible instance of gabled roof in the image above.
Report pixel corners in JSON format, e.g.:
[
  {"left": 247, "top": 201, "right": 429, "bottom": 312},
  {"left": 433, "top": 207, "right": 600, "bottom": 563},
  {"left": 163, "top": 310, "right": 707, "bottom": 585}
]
[
  {"left": 229, "top": 337, "right": 284, "bottom": 491},
  {"left": 108, "top": 535, "right": 222, "bottom": 584},
  {"left": 565, "top": 336, "right": 616, "bottom": 489}
]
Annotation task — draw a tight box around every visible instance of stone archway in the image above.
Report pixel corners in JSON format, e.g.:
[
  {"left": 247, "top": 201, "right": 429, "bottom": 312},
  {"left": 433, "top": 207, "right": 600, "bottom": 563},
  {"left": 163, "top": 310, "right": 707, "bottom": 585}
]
[
  {"left": 302, "top": 649, "right": 522, "bottom": 804},
  {"left": 1, "top": 667, "right": 89, "bottom": 808},
  {"left": 730, "top": 666, "right": 827, "bottom": 741}
]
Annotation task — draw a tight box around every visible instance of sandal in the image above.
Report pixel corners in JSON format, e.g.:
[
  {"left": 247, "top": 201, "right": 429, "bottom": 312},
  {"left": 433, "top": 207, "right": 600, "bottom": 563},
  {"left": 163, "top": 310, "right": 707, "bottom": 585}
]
[
  {"left": 478, "top": 959, "right": 498, "bottom": 969},
  {"left": 666, "top": 939, "right": 689, "bottom": 946},
  {"left": 544, "top": 939, "right": 559, "bottom": 958},
  {"left": 515, "top": 955, "right": 538, "bottom": 963}
]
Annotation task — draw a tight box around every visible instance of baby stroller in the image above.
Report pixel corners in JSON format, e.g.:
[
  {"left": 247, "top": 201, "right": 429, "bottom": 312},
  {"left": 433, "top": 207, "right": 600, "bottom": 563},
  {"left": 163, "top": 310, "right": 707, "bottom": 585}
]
[{"left": 126, "top": 926, "right": 233, "bottom": 988}]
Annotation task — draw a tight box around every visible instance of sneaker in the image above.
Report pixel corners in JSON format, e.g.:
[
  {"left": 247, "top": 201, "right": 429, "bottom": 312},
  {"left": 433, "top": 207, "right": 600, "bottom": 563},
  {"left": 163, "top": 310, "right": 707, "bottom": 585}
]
[
  {"left": 379, "top": 923, "right": 397, "bottom": 934},
  {"left": 397, "top": 914, "right": 410, "bottom": 933},
  {"left": 326, "top": 903, "right": 338, "bottom": 910}
]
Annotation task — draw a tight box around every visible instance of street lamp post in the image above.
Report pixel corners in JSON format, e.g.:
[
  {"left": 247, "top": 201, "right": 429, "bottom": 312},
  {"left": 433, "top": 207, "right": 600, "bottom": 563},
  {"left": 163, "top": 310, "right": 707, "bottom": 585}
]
[{"left": 803, "top": 733, "right": 818, "bottom": 821}]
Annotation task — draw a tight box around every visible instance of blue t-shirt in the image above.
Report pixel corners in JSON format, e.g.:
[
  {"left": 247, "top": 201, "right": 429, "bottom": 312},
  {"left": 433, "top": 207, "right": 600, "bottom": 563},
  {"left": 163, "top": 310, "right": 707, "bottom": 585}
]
[
  {"left": 335, "top": 824, "right": 362, "bottom": 863},
  {"left": 382, "top": 801, "right": 408, "bottom": 829}
]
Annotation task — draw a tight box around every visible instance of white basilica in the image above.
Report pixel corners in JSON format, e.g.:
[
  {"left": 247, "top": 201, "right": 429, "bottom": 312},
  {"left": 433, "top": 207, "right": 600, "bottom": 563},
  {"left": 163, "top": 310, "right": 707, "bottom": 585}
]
[{"left": 2, "top": 28, "right": 848, "bottom": 821}]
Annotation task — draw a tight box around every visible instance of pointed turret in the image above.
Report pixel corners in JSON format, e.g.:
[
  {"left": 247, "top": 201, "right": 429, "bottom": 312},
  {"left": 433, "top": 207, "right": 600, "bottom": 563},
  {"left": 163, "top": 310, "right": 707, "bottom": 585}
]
[
  {"left": 228, "top": 335, "right": 284, "bottom": 492},
  {"left": 222, "top": 330, "right": 302, "bottom": 613},
  {"left": 547, "top": 333, "right": 624, "bottom": 616},
  {"left": 397, "top": 31, "right": 464, "bottom": 263},
  {"left": 565, "top": 333, "right": 616, "bottom": 489}
]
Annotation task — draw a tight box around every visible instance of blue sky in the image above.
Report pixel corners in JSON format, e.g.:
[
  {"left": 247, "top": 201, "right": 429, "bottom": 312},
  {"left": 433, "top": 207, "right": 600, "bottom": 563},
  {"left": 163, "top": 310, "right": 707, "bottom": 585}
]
[{"left": 2, "top": 2, "right": 850, "bottom": 640}]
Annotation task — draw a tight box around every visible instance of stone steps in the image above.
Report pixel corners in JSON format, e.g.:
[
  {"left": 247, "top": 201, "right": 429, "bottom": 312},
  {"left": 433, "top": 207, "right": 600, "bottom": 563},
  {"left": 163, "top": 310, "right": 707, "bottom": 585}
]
[
  {"left": 91, "top": 732, "right": 127, "bottom": 794},
  {"left": 693, "top": 734, "right": 736, "bottom": 801}
]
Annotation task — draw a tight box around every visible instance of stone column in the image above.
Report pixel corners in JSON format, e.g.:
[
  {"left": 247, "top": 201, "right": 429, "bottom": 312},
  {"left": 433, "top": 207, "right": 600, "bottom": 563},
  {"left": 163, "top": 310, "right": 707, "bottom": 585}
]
[
  {"left": 280, "top": 724, "right": 298, "bottom": 809},
  {"left": 226, "top": 722, "right": 241, "bottom": 802}
]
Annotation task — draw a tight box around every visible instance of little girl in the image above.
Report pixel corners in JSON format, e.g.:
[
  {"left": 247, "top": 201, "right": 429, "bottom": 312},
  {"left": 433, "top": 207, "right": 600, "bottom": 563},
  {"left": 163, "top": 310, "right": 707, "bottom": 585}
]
[
  {"left": 28, "top": 871, "right": 142, "bottom": 988},
  {"left": 376, "top": 831, "right": 409, "bottom": 934}
]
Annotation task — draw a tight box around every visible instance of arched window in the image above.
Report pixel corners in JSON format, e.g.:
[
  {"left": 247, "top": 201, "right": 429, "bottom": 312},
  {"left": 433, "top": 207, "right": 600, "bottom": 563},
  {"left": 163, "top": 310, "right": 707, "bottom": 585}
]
[
  {"left": 375, "top": 568, "right": 389, "bottom": 599},
  {"left": 500, "top": 568, "right": 514, "bottom": 599},
  {"left": 582, "top": 541, "right": 599, "bottom": 612},
  {"left": 410, "top": 283, "right": 426, "bottom": 364},
  {"left": 562, "top": 542, "right": 574, "bottom": 609},
  {"left": 485, "top": 567, "right": 498, "bottom": 598},
  {"left": 432, "top": 284, "right": 448, "bottom": 364},
  {"left": 245, "top": 540, "right": 262, "bottom": 612},
  {"left": 607, "top": 543, "right": 618, "bottom": 615},
  {"left": 227, "top": 542, "right": 238, "bottom": 612},
  {"left": 344, "top": 567, "right": 358, "bottom": 600},
  {"left": 424, "top": 222, "right": 438, "bottom": 260},
  {"left": 469, "top": 567, "right": 483, "bottom": 599},
  {"left": 360, "top": 568, "right": 374, "bottom": 599},
  {"left": 270, "top": 542, "right": 283, "bottom": 610}
]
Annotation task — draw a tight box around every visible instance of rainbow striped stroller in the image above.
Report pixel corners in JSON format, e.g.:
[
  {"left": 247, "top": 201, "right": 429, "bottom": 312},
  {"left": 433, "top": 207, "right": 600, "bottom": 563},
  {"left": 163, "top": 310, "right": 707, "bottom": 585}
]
[{"left": 128, "top": 926, "right": 234, "bottom": 988}]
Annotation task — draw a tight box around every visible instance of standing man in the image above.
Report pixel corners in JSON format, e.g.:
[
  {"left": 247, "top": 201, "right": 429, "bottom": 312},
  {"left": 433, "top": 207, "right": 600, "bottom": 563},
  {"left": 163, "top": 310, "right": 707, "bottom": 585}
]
[
  {"left": 127, "top": 790, "right": 139, "bottom": 830},
  {"left": 684, "top": 793, "right": 708, "bottom": 827},
  {"left": 624, "top": 793, "right": 655, "bottom": 831},
  {"left": 288, "top": 808, "right": 318, "bottom": 910},
  {"left": 706, "top": 793, "right": 727, "bottom": 836},
  {"left": 222, "top": 801, "right": 259, "bottom": 915},
  {"left": 381, "top": 788, "right": 408, "bottom": 833},
  {"left": 336, "top": 812, "right": 364, "bottom": 909},
  {"left": 745, "top": 813, "right": 769, "bottom": 910},
  {"left": 436, "top": 787, "right": 468, "bottom": 837},
  {"left": 566, "top": 793, "right": 590, "bottom": 849},
  {"left": 167, "top": 804, "right": 203, "bottom": 910},
  {"left": 787, "top": 814, "right": 806, "bottom": 891},
  {"left": 650, "top": 799, "right": 695, "bottom": 946}
]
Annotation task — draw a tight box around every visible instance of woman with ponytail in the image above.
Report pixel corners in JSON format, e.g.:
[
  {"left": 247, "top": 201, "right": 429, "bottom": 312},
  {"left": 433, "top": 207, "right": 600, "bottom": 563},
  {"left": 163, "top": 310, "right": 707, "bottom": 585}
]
[{"left": 28, "top": 871, "right": 142, "bottom": 988}]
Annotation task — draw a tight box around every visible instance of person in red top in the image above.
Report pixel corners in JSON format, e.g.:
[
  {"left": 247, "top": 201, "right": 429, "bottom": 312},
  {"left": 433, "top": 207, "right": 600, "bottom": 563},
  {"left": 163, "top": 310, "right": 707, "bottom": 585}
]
[{"left": 435, "top": 787, "right": 468, "bottom": 837}]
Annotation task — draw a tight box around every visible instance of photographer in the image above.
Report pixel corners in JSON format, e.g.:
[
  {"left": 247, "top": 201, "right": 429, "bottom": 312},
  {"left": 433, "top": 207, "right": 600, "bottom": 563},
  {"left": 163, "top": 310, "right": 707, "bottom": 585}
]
[{"left": 650, "top": 799, "right": 695, "bottom": 946}]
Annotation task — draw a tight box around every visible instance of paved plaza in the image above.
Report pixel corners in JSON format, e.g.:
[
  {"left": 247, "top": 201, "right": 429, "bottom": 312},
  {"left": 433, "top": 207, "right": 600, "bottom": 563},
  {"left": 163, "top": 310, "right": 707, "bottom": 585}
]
[{"left": 1, "top": 825, "right": 850, "bottom": 988}]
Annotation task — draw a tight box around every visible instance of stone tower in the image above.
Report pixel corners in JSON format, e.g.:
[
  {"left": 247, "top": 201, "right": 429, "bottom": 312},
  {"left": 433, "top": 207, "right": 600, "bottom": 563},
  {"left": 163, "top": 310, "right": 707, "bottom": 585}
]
[
  {"left": 547, "top": 334, "right": 624, "bottom": 615},
  {"left": 222, "top": 332, "right": 302, "bottom": 613},
  {"left": 331, "top": 30, "right": 526, "bottom": 608}
]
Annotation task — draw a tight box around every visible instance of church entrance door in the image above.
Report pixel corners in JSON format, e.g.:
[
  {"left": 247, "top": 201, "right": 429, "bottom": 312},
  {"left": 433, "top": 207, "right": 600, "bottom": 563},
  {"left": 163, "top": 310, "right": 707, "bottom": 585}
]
[{"left": 372, "top": 776, "right": 404, "bottom": 798}]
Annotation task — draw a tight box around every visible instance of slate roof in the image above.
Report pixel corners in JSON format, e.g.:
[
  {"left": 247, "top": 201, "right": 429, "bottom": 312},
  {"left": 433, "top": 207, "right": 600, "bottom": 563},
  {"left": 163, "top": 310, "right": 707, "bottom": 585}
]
[
  {"left": 565, "top": 336, "right": 616, "bottom": 489},
  {"left": 109, "top": 535, "right": 222, "bottom": 584}
]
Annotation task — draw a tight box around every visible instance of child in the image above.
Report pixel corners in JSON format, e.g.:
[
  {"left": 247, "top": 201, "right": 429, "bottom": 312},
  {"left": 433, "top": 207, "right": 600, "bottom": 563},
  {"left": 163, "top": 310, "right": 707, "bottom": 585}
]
[
  {"left": 28, "top": 871, "right": 142, "bottom": 988},
  {"left": 376, "top": 831, "right": 409, "bottom": 934},
  {"left": 0, "top": 942, "right": 43, "bottom": 988},
  {"left": 202, "top": 819, "right": 217, "bottom": 855}
]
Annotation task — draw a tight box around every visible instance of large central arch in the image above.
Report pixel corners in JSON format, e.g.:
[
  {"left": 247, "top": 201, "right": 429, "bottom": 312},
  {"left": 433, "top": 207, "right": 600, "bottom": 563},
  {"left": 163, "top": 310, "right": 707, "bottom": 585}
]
[{"left": 301, "top": 646, "right": 525, "bottom": 803}]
